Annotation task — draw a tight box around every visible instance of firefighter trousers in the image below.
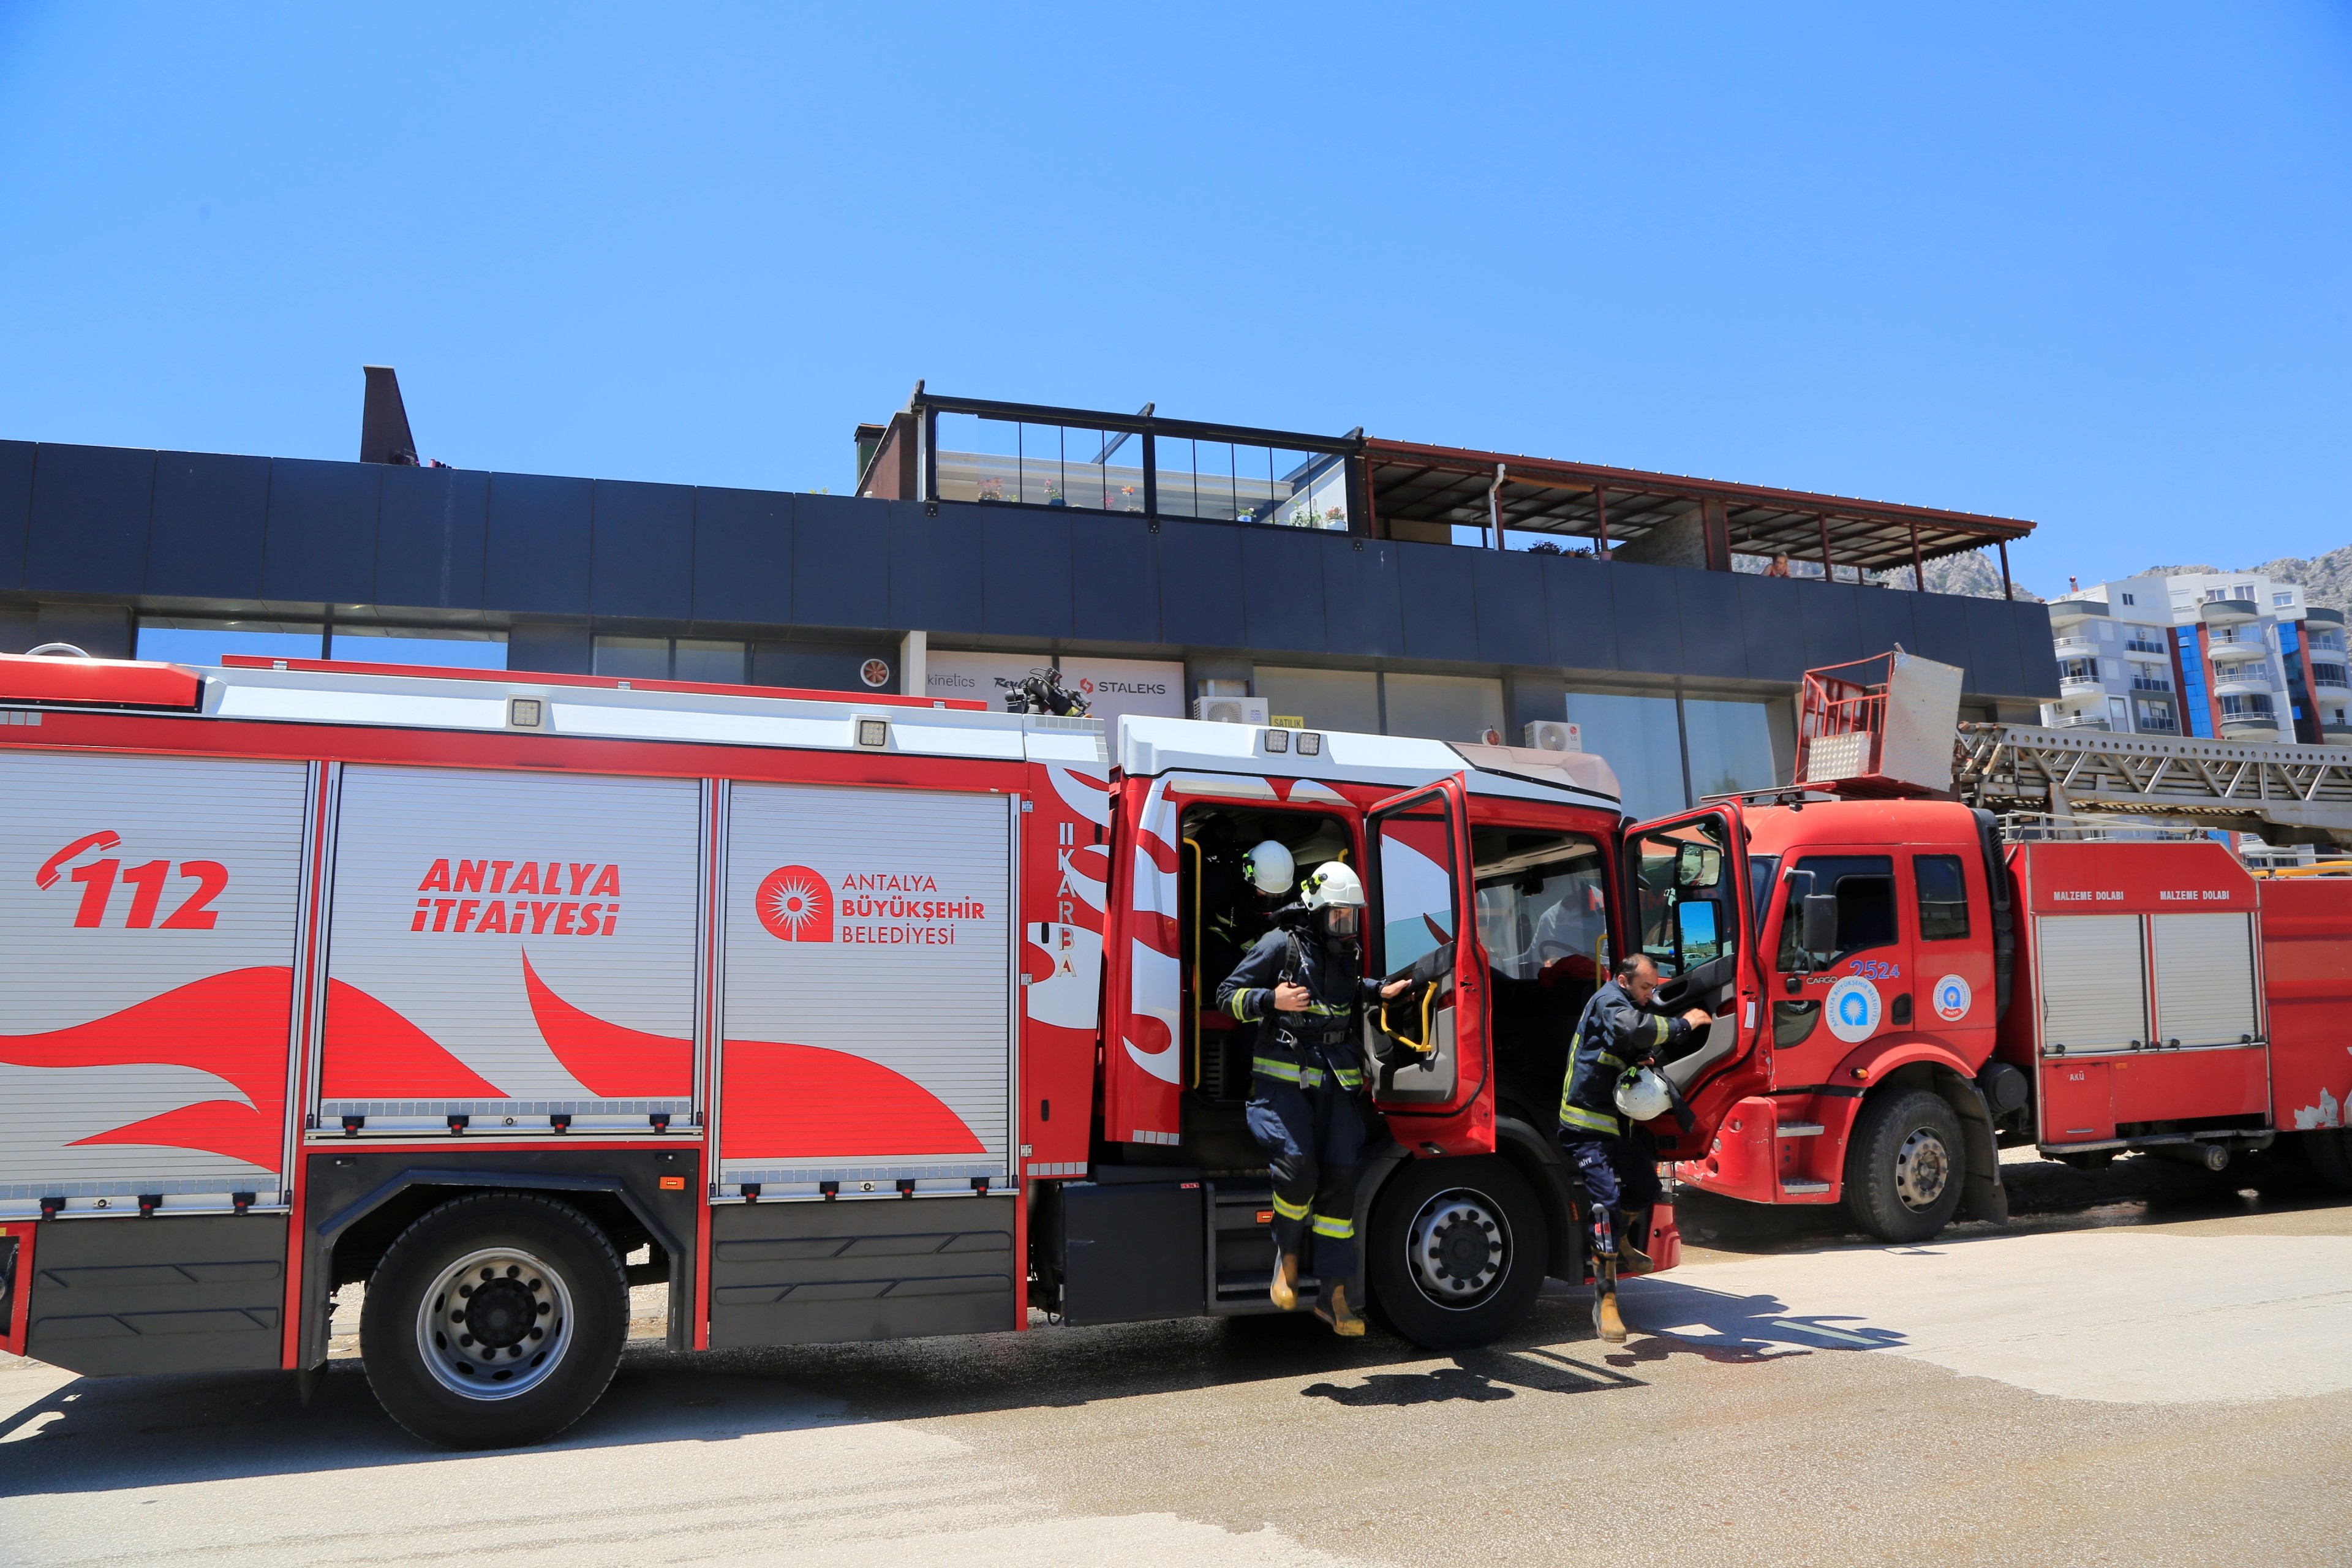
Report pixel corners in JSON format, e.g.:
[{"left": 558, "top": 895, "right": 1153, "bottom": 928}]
[
  {"left": 1246, "top": 1073, "right": 1364, "bottom": 1284},
  {"left": 1560, "top": 1129, "right": 1660, "bottom": 1256}
]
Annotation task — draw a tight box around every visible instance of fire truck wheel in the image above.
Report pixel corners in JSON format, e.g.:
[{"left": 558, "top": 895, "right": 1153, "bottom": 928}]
[
  {"left": 360, "top": 1193, "right": 628, "bottom": 1450},
  {"left": 1366, "top": 1156, "right": 1545, "bottom": 1350},
  {"left": 1844, "top": 1088, "right": 1966, "bottom": 1243}
]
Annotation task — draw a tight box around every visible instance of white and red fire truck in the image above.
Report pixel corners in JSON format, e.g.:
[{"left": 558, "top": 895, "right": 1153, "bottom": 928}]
[{"left": 0, "top": 647, "right": 1715, "bottom": 1449}]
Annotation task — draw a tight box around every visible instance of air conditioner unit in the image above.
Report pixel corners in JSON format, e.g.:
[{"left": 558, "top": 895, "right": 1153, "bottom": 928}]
[
  {"left": 1193, "top": 696, "right": 1270, "bottom": 726},
  {"left": 1523, "top": 720, "right": 1583, "bottom": 753}
]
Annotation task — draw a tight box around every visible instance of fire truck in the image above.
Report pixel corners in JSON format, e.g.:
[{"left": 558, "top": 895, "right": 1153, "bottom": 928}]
[
  {"left": 0, "top": 646, "right": 1747, "bottom": 1450},
  {"left": 1673, "top": 652, "right": 2352, "bottom": 1238}
]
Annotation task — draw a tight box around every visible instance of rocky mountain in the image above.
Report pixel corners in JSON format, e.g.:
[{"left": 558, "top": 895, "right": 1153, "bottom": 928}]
[
  {"left": 2130, "top": 550, "right": 2352, "bottom": 613},
  {"left": 1732, "top": 547, "right": 2043, "bottom": 601}
]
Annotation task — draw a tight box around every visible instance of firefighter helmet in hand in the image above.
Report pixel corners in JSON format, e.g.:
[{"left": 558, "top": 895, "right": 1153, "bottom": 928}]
[
  {"left": 1615, "top": 1065, "right": 1674, "bottom": 1123},
  {"left": 1298, "top": 861, "right": 1365, "bottom": 909},
  {"left": 1243, "top": 840, "right": 1295, "bottom": 898}
]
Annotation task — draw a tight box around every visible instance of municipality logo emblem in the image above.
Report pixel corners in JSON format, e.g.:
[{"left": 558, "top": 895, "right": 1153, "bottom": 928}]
[
  {"left": 1933, "top": 974, "right": 1972, "bottom": 1022},
  {"left": 1825, "top": 975, "right": 1882, "bottom": 1043}
]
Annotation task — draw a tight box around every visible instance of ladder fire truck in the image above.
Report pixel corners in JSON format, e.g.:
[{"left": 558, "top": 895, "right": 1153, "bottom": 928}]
[
  {"left": 1673, "top": 652, "right": 2352, "bottom": 1238},
  {"left": 0, "top": 646, "right": 1733, "bottom": 1449}
]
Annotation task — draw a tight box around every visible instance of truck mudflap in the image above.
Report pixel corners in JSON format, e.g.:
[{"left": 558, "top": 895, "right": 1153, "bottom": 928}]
[{"left": 1645, "top": 1202, "right": 1681, "bottom": 1273}]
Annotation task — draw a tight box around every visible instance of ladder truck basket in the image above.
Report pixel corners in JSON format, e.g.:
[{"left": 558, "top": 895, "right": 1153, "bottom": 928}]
[{"left": 1796, "top": 648, "right": 1964, "bottom": 797}]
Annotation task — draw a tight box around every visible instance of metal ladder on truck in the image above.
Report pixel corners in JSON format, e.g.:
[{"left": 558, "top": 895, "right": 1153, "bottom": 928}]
[{"left": 1954, "top": 723, "right": 2352, "bottom": 849}]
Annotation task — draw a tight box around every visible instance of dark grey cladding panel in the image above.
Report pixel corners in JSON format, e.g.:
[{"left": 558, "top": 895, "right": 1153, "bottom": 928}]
[
  {"left": 486, "top": 472, "right": 593, "bottom": 614},
  {"left": 791, "top": 492, "right": 889, "bottom": 632},
  {"left": 1322, "top": 537, "right": 1404, "bottom": 658},
  {"left": 0, "top": 440, "right": 30, "bottom": 589},
  {"left": 1855, "top": 586, "right": 1921, "bottom": 669},
  {"left": 1675, "top": 569, "right": 1747, "bottom": 681},
  {"left": 1797, "top": 581, "right": 1864, "bottom": 672},
  {"left": 1397, "top": 540, "right": 1478, "bottom": 663},
  {"left": 263, "top": 458, "right": 380, "bottom": 604},
  {"left": 508, "top": 620, "right": 592, "bottom": 675},
  {"left": 1472, "top": 550, "right": 1547, "bottom": 668},
  {"left": 753, "top": 638, "right": 897, "bottom": 693},
  {"left": 889, "top": 502, "right": 984, "bottom": 635},
  {"left": 1541, "top": 556, "right": 1619, "bottom": 674},
  {"left": 26, "top": 443, "right": 154, "bottom": 596},
  {"left": 1909, "top": 586, "right": 1974, "bottom": 676},
  {"left": 1074, "top": 513, "right": 1159, "bottom": 646},
  {"left": 691, "top": 486, "right": 790, "bottom": 625},
  {"left": 1736, "top": 573, "right": 1810, "bottom": 682},
  {"left": 2011, "top": 600, "right": 2059, "bottom": 698},
  {"left": 376, "top": 465, "right": 489, "bottom": 612},
  {"left": 1240, "top": 528, "right": 1329, "bottom": 655},
  {"left": 1159, "top": 522, "right": 1245, "bottom": 650},
  {"left": 148, "top": 451, "right": 270, "bottom": 601},
  {"left": 590, "top": 479, "right": 695, "bottom": 620},
  {"left": 1608, "top": 560, "right": 1683, "bottom": 675},
  {"left": 980, "top": 507, "right": 1074, "bottom": 640},
  {"left": 1963, "top": 595, "right": 2027, "bottom": 698}
]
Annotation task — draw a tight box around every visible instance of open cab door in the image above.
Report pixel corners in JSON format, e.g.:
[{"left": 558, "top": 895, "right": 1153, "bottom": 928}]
[
  {"left": 1619, "top": 803, "right": 1766, "bottom": 1156},
  {"left": 1362, "top": 777, "right": 1490, "bottom": 1146}
]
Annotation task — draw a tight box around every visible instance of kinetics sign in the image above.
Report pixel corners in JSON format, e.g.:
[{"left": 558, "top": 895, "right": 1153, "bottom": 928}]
[{"left": 756, "top": 865, "right": 989, "bottom": 946}]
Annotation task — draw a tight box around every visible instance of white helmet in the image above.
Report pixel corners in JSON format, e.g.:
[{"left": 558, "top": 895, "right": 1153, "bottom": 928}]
[
  {"left": 1298, "top": 861, "right": 1365, "bottom": 910},
  {"left": 1614, "top": 1065, "right": 1673, "bottom": 1123},
  {"left": 1243, "top": 840, "right": 1294, "bottom": 898}
]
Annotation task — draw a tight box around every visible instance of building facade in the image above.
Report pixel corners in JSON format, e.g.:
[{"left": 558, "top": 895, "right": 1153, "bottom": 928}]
[
  {"left": 2046, "top": 571, "right": 2351, "bottom": 746},
  {"left": 0, "top": 383, "right": 2060, "bottom": 824}
]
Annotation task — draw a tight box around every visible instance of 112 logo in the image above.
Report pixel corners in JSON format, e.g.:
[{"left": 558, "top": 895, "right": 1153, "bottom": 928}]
[{"left": 36, "top": 831, "right": 228, "bottom": 929}]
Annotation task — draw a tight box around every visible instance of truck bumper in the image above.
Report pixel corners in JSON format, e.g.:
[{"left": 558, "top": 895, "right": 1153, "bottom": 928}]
[{"left": 1676, "top": 1095, "right": 1844, "bottom": 1204}]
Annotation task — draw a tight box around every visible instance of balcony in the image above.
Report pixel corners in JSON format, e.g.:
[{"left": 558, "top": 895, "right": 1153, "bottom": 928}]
[
  {"left": 2201, "top": 598, "right": 2261, "bottom": 627},
  {"left": 2313, "top": 663, "right": 2350, "bottom": 692},
  {"left": 2219, "top": 715, "right": 2286, "bottom": 741},
  {"left": 2052, "top": 635, "right": 2099, "bottom": 657},
  {"left": 2059, "top": 674, "right": 2105, "bottom": 697},
  {"left": 2129, "top": 675, "right": 2172, "bottom": 693},
  {"left": 2212, "top": 666, "right": 2272, "bottom": 695},
  {"left": 2054, "top": 714, "right": 2113, "bottom": 731},
  {"left": 2124, "top": 638, "right": 2169, "bottom": 655}
]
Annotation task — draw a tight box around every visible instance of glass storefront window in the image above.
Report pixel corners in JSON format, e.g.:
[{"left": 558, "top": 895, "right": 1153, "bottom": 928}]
[
  {"left": 137, "top": 617, "right": 323, "bottom": 666},
  {"left": 1382, "top": 673, "right": 1504, "bottom": 743},
  {"left": 592, "top": 636, "right": 668, "bottom": 679},
  {"left": 1683, "top": 696, "right": 1793, "bottom": 800},
  {"left": 673, "top": 639, "right": 747, "bottom": 684},
  {"left": 329, "top": 627, "right": 507, "bottom": 670},
  {"left": 1564, "top": 691, "right": 1684, "bottom": 822},
  {"left": 1253, "top": 666, "right": 1382, "bottom": 735}
]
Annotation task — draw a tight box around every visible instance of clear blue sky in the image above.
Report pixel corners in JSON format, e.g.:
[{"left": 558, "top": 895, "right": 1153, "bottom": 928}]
[{"left": 2, "top": 4, "right": 2346, "bottom": 592}]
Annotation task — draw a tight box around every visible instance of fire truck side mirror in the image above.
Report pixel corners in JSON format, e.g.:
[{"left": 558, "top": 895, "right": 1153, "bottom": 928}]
[{"left": 1800, "top": 893, "right": 1839, "bottom": 962}]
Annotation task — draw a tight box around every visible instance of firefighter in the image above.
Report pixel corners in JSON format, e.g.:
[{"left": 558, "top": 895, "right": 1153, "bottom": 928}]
[
  {"left": 1217, "top": 862, "right": 1412, "bottom": 1336},
  {"left": 1559, "top": 952, "right": 1711, "bottom": 1343}
]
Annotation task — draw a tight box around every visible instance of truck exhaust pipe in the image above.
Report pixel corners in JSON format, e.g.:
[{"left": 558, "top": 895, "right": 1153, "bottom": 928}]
[{"left": 2145, "top": 1141, "right": 2231, "bottom": 1174}]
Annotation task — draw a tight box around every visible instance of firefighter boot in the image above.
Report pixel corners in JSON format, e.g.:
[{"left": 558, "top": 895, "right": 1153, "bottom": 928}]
[
  {"left": 1592, "top": 1254, "right": 1627, "bottom": 1344},
  {"left": 1270, "top": 1251, "right": 1300, "bottom": 1312},
  {"left": 1616, "top": 1208, "right": 1654, "bottom": 1276},
  {"left": 1316, "top": 1280, "right": 1367, "bottom": 1337}
]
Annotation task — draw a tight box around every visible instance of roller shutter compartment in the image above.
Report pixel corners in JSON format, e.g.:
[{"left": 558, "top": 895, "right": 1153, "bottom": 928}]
[
  {"left": 2149, "top": 912, "right": 2260, "bottom": 1048},
  {"left": 2035, "top": 915, "right": 2147, "bottom": 1055}
]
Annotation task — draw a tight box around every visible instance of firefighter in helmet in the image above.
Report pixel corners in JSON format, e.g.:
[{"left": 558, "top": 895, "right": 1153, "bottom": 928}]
[
  {"left": 1559, "top": 951, "right": 1710, "bottom": 1343},
  {"left": 1217, "top": 861, "right": 1412, "bottom": 1335}
]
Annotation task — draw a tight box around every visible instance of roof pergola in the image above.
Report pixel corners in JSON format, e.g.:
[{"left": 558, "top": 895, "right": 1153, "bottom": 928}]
[{"left": 1364, "top": 437, "right": 2035, "bottom": 577}]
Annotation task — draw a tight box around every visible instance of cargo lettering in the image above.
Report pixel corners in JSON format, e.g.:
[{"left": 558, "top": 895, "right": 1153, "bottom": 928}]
[{"left": 411, "top": 861, "right": 623, "bottom": 935}]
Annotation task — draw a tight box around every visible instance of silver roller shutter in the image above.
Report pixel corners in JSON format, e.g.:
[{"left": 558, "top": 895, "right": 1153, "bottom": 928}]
[
  {"left": 2149, "top": 912, "right": 2260, "bottom": 1047},
  {"left": 2036, "top": 914, "right": 2147, "bottom": 1054}
]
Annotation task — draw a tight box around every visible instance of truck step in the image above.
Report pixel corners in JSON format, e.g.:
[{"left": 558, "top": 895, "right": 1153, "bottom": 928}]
[
  {"left": 1779, "top": 1178, "right": 1832, "bottom": 1194},
  {"left": 1776, "top": 1123, "right": 1826, "bottom": 1137}
]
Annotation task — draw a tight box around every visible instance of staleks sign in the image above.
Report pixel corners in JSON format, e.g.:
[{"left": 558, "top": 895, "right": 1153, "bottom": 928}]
[{"left": 925, "top": 651, "right": 1186, "bottom": 731}]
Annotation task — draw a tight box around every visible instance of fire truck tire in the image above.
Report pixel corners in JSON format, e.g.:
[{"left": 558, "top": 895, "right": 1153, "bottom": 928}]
[
  {"left": 360, "top": 1193, "right": 629, "bottom": 1450},
  {"left": 1366, "top": 1156, "right": 1546, "bottom": 1350},
  {"left": 2304, "top": 1129, "right": 2352, "bottom": 1193},
  {"left": 1844, "top": 1089, "right": 1966, "bottom": 1243}
]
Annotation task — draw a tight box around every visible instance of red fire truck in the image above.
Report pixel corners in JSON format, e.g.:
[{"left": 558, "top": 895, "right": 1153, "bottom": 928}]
[
  {"left": 0, "top": 647, "right": 1751, "bottom": 1449},
  {"left": 1673, "top": 655, "right": 2352, "bottom": 1237}
]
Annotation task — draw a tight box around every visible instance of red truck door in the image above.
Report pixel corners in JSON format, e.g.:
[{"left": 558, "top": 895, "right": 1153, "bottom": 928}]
[
  {"left": 1362, "top": 778, "right": 1490, "bottom": 1144},
  {"left": 1620, "top": 804, "right": 1767, "bottom": 1152}
]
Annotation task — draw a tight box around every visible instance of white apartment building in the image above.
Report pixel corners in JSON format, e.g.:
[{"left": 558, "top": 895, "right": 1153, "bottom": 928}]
[{"left": 2043, "top": 571, "right": 2351, "bottom": 746}]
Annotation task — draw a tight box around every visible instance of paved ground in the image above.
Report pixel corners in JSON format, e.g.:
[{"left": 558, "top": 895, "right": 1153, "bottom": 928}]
[{"left": 4, "top": 1152, "right": 2348, "bottom": 1568}]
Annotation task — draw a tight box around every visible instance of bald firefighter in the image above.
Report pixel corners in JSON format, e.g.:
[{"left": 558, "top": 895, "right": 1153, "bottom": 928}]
[{"left": 1559, "top": 952, "right": 1709, "bottom": 1343}]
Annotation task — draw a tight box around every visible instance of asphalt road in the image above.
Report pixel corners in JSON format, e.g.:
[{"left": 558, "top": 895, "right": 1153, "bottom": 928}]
[{"left": 4, "top": 1152, "right": 2348, "bottom": 1568}]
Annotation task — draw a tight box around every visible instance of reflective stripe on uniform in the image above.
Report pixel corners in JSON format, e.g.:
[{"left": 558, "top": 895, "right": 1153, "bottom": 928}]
[
  {"left": 1561, "top": 1104, "right": 1620, "bottom": 1136},
  {"left": 1231, "top": 991, "right": 1260, "bottom": 1022},
  {"left": 1252, "top": 1057, "right": 1302, "bottom": 1082},
  {"left": 1272, "top": 1193, "right": 1312, "bottom": 1221},
  {"left": 1310, "top": 1213, "right": 1355, "bottom": 1239},
  {"left": 1595, "top": 1052, "right": 1625, "bottom": 1071},
  {"left": 1650, "top": 1015, "right": 1670, "bottom": 1045},
  {"left": 1333, "top": 1068, "right": 1363, "bottom": 1090}
]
